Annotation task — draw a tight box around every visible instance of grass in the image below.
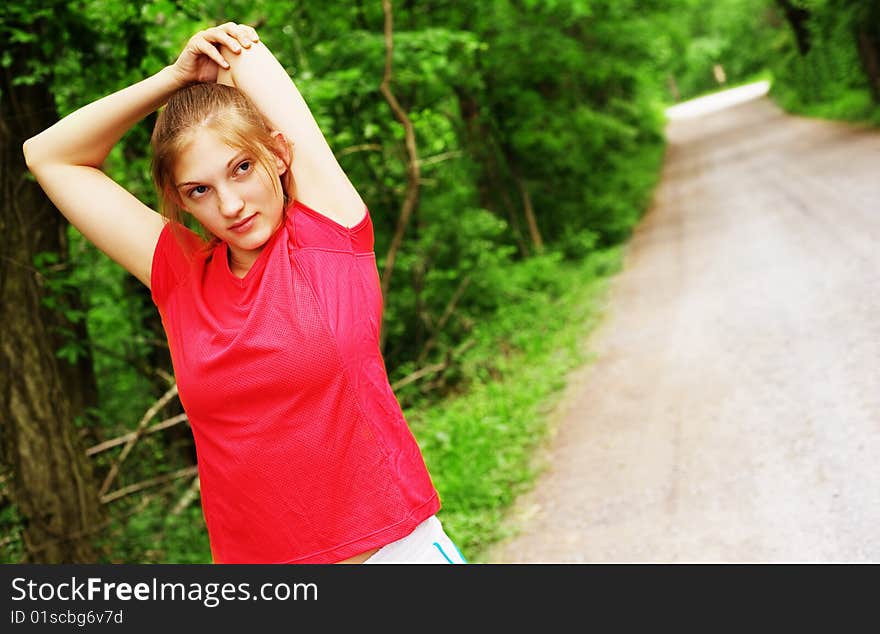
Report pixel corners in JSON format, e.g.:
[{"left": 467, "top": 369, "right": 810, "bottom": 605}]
[
  {"left": 772, "top": 85, "right": 880, "bottom": 127},
  {"left": 408, "top": 247, "right": 623, "bottom": 562}
]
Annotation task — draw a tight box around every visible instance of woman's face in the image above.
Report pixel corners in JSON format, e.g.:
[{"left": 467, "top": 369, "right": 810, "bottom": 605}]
[{"left": 173, "top": 126, "right": 287, "bottom": 263}]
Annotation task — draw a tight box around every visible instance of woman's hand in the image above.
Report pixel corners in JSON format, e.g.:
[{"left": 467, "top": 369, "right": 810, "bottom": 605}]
[{"left": 169, "top": 23, "right": 260, "bottom": 86}]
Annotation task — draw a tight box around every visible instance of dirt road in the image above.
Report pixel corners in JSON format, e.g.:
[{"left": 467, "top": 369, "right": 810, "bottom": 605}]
[{"left": 487, "top": 88, "right": 880, "bottom": 562}]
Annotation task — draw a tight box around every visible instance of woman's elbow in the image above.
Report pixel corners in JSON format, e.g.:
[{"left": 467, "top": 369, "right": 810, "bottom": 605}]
[
  {"left": 22, "top": 138, "right": 34, "bottom": 166},
  {"left": 22, "top": 136, "right": 44, "bottom": 170},
  {"left": 22, "top": 134, "right": 58, "bottom": 172}
]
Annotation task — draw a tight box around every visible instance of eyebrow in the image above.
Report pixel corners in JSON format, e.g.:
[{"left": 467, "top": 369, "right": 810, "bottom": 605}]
[{"left": 176, "top": 153, "right": 247, "bottom": 189}]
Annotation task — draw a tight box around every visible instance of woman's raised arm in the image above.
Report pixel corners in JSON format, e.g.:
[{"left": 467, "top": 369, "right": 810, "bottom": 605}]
[
  {"left": 217, "top": 25, "right": 366, "bottom": 227},
  {"left": 22, "top": 25, "right": 250, "bottom": 288},
  {"left": 23, "top": 67, "right": 183, "bottom": 288}
]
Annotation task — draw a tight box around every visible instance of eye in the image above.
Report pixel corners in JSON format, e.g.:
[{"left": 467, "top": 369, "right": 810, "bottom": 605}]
[
  {"left": 188, "top": 185, "right": 209, "bottom": 198},
  {"left": 235, "top": 160, "right": 252, "bottom": 175}
]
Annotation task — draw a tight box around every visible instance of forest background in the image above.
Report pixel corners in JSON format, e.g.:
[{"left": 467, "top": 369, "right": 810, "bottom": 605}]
[{"left": 2, "top": 0, "right": 878, "bottom": 563}]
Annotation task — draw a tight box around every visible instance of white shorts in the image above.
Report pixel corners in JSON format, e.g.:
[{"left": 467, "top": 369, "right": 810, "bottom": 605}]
[{"left": 363, "top": 515, "right": 467, "bottom": 564}]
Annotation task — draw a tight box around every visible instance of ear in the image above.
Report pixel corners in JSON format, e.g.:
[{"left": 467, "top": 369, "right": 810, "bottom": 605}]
[{"left": 269, "top": 130, "right": 292, "bottom": 175}]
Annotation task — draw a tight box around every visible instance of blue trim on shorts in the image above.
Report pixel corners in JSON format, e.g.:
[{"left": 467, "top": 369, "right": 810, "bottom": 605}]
[{"left": 433, "top": 542, "right": 455, "bottom": 564}]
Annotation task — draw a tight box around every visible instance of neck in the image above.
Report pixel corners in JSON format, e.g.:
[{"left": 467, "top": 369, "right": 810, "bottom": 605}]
[{"left": 228, "top": 246, "right": 258, "bottom": 278}]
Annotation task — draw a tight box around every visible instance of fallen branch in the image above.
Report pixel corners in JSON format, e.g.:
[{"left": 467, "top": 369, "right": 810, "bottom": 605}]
[
  {"left": 417, "top": 274, "right": 472, "bottom": 364},
  {"left": 170, "top": 475, "right": 201, "bottom": 516},
  {"left": 391, "top": 337, "right": 476, "bottom": 392},
  {"left": 98, "top": 383, "right": 179, "bottom": 497},
  {"left": 86, "top": 413, "right": 188, "bottom": 456},
  {"left": 100, "top": 466, "right": 199, "bottom": 505},
  {"left": 391, "top": 361, "right": 447, "bottom": 392}
]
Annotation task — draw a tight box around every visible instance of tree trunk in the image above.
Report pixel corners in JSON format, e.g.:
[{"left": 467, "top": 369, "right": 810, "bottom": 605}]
[
  {"left": 775, "top": 0, "right": 812, "bottom": 56},
  {"left": 513, "top": 171, "right": 545, "bottom": 255},
  {"left": 857, "top": 28, "right": 880, "bottom": 103},
  {"left": 0, "top": 42, "right": 103, "bottom": 563},
  {"left": 502, "top": 145, "right": 545, "bottom": 254},
  {"left": 453, "top": 86, "right": 531, "bottom": 257}
]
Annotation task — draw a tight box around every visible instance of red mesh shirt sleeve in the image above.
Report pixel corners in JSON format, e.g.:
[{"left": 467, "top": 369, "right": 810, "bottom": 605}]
[
  {"left": 289, "top": 200, "right": 372, "bottom": 252},
  {"left": 150, "top": 221, "right": 203, "bottom": 307}
]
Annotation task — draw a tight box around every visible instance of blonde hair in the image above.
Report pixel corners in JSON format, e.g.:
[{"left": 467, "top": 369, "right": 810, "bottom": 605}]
[{"left": 150, "top": 82, "right": 294, "bottom": 255}]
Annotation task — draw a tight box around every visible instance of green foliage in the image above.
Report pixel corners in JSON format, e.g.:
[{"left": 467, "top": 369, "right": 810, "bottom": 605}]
[
  {"left": 767, "top": 0, "right": 880, "bottom": 124},
  {"left": 94, "top": 489, "right": 211, "bottom": 563},
  {"left": 655, "top": 0, "right": 779, "bottom": 103},
  {"left": 33, "top": 251, "right": 88, "bottom": 365},
  {"left": 5, "top": 0, "right": 676, "bottom": 562},
  {"left": 0, "top": 497, "right": 24, "bottom": 563},
  {"left": 67, "top": 230, "right": 160, "bottom": 430}
]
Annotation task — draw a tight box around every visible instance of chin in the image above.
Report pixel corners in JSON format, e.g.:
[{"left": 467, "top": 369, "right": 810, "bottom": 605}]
[{"left": 243, "top": 232, "right": 270, "bottom": 250}]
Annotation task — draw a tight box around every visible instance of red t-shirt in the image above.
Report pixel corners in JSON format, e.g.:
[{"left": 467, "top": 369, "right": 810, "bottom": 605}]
[{"left": 150, "top": 199, "right": 440, "bottom": 563}]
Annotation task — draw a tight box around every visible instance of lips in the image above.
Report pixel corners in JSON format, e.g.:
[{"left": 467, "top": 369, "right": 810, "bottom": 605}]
[{"left": 229, "top": 214, "right": 257, "bottom": 232}]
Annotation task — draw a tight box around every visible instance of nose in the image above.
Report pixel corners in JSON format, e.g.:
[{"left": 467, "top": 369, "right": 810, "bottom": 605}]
[{"left": 216, "top": 184, "right": 245, "bottom": 218}]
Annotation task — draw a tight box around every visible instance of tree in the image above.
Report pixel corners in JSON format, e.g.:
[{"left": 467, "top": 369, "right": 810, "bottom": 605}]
[
  {"left": 776, "top": 0, "right": 812, "bottom": 55},
  {"left": 0, "top": 2, "right": 103, "bottom": 562},
  {"left": 845, "top": 0, "right": 880, "bottom": 103}
]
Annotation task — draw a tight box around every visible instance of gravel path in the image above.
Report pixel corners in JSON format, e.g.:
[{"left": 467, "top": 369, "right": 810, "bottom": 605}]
[{"left": 487, "top": 90, "right": 880, "bottom": 563}]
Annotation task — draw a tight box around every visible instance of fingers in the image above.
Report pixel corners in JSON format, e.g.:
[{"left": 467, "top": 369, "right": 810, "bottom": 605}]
[
  {"left": 212, "top": 22, "right": 260, "bottom": 51},
  {"left": 194, "top": 37, "right": 229, "bottom": 68},
  {"left": 182, "top": 22, "right": 259, "bottom": 75},
  {"left": 225, "top": 22, "right": 260, "bottom": 45}
]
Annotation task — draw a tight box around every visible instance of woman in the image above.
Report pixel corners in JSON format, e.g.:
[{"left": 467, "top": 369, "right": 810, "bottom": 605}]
[{"left": 23, "top": 22, "right": 466, "bottom": 565}]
